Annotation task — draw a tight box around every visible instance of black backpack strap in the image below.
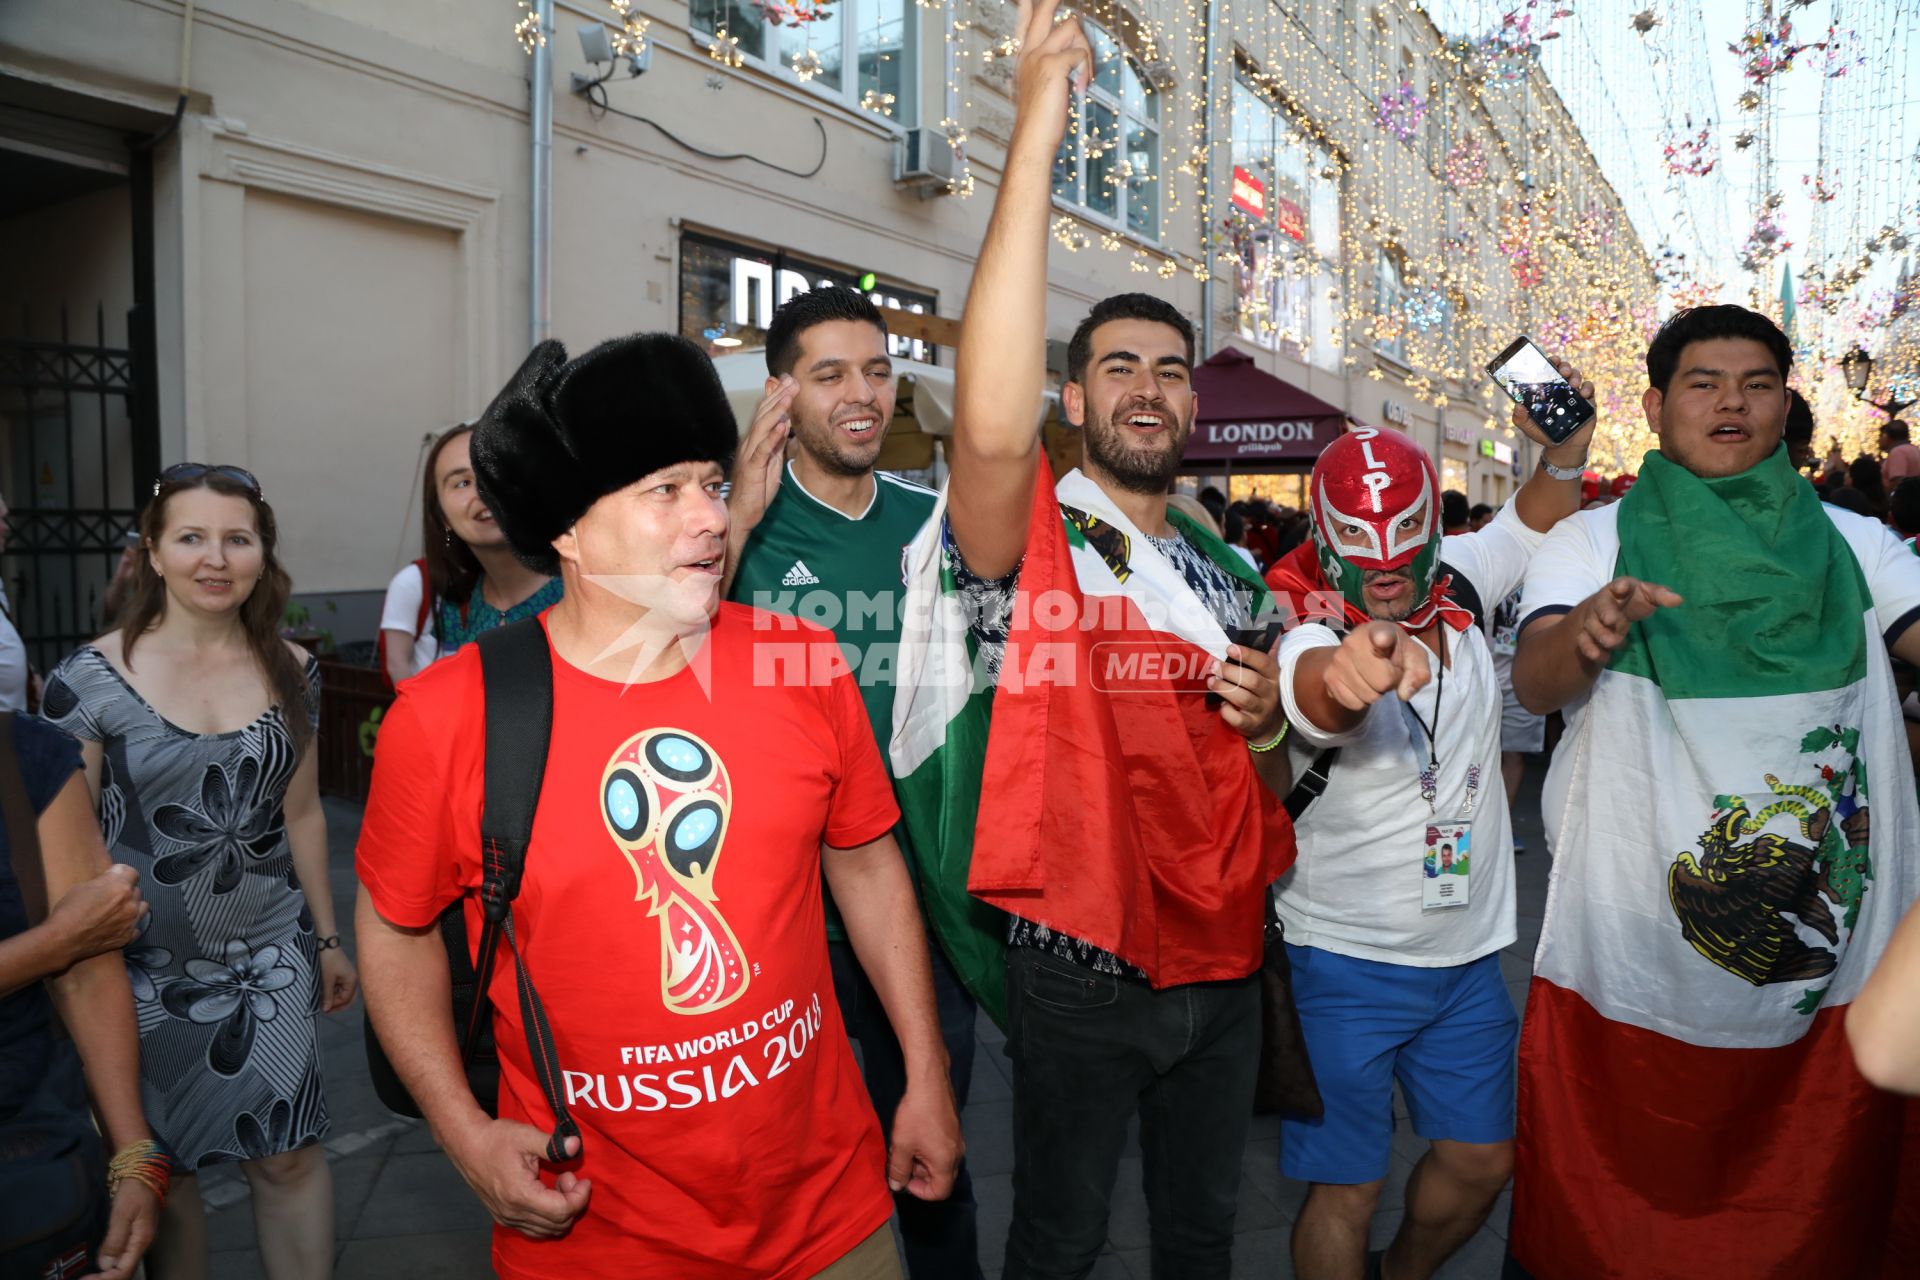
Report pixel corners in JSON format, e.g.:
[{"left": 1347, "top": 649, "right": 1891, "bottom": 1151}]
[
  {"left": 468, "top": 619, "right": 579, "bottom": 1162},
  {"left": 1283, "top": 746, "right": 1339, "bottom": 821},
  {"left": 1438, "top": 558, "right": 1485, "bottom": 632}
]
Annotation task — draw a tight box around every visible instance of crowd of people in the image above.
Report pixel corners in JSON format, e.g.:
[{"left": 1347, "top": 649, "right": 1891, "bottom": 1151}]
[{"left": 6, "top": 4, "right": 1920, "bottom": 1279}]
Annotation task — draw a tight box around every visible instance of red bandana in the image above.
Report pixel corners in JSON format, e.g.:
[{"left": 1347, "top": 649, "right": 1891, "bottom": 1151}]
[
  {"left": 1264, "top": 425, "right": 1474, "bottom": 635},
  {"left": 1263, "top": 542, "right": 1475, "bottom": 636}
]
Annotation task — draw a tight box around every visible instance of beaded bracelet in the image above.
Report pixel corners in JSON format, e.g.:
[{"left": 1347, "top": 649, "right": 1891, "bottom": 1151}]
[
  {"left": 107, "top": 1139, "right": 171, "bottom": 1207},
  {"left": 1247, "top": 722, "right": 1290, "bottom": 753}
]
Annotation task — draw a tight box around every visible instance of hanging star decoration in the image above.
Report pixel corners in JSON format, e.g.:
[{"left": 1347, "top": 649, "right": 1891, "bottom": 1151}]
[
  {"left": 1734, "top": 131, "right": 1756, "bottom": 150},
  {"left": 1821, "top": 25, "right": 1865, "bottom": 78},
  {"left": 513, "top": 0, "right": 546, "bottom": 53},
  {"left": 1405, "top": 288, "right": 1449, "bottom": 333},
  {"left": 1738, "top": 89, "right": 1763, "bottom": 111},
  {"left": 1444, "top": 137, "right": 1489, "bottom": 189},
  {"left": 1729, "top": 15, "right": 1824, "bottom": 86},
  {"left": 1739, "top": 194, "right": 1791, "bottom": 273},
  {"left": 1376, "top": 81, "right": 1428, "bottom": 144},
  {"left": 607, "top": 0, "right": 649, "bottom": 60},
  {"left": 751, "top": 0, "right": 836, "bottom": 26},
  {"left": 1630, "top": 8, "right": 1660, "bottom": 36},
  {"left": 1576, "top": 204, "right": 1618, "bottom": 252},
  {"left": 1662, "top": 127, "right": 1717, "bottom": 177},
  {"left": 1803, "top": 172, "right": 1839, "bottom": 204},
  {"left": 1500, "top": 198, "right": 1551, "bottom": 290},
  {"left": 1452, "top": 3, "right": 1571, "bottom": 91},
  {"left": 790, "top": 47, "right": 825, "bottom": 81}
]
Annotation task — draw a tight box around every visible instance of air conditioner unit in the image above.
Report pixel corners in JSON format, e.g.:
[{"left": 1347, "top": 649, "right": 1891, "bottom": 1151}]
[{"left": 895, "top": 127, "right": 957, "bottom": 193}]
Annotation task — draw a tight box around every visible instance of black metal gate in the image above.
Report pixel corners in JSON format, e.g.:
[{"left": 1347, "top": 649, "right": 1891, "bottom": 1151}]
[{"left": 0, "top": 304, "right": 145, "bottom": 670}]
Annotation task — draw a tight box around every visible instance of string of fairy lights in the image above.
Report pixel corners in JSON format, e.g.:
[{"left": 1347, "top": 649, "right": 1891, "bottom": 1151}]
[{"left": 523, "top": 0, "right": 1919, "bottom": 476}]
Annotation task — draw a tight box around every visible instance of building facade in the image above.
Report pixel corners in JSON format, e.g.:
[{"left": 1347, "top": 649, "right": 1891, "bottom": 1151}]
[{"left": 0, "top": 0, "right": 1652, "bottom": 650}]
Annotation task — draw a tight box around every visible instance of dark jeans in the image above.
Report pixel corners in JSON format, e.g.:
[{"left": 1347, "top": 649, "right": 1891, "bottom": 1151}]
[
  {"left": 829, "top": 937, "right": 983, "bottom": 1280},
  {"left": 1002, "top": 947, "right": 1261, "bottom": 1280}
]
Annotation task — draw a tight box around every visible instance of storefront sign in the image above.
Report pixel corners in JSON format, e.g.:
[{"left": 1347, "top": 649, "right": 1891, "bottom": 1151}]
[
  {"left": 1274, "top": 196, "right": 1307, "bottom": 243},
  {"left": 1478, "top": 439, "right": 1496, "bottom": 457},
  {"left": 679, "top": 231, "right": 940, "bottom": 361},
  {"left": 1382, "top": 400, "right": 1411, "bottom": 427},
  {"left": 1443, "top": 422, "right": 1473, "bottom": 447},
  {"left": 1231, "top": 167, "right": 1267, "bottom": 220},
  {"left": 1187, "top": 417, "right": 1342, "bottom": 462},
  {"left": 1490, "top": 441, "right": 1515, "bottom": 464}
]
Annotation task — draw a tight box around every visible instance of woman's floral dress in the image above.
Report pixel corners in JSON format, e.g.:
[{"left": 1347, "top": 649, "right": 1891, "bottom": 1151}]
[{"left": 42, "top": 647, "right": 329, "bottom": 1169}]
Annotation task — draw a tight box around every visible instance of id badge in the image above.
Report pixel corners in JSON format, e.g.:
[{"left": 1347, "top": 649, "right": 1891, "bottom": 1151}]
[
  {"left": 1422, "top": 821, "right": 1472, "bottom": 909},
  {"left": 1493, "top": 621, "right": 1518, "bottom": 657}
]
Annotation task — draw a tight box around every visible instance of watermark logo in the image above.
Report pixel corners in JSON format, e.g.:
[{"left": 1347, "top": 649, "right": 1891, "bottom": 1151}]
[{"left": 1090, "top": 643, "right": 1217, "bottom": 693}]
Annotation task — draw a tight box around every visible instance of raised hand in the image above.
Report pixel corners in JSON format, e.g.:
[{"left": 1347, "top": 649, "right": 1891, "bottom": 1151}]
[
  {"left": 1009, "top": 0, "right": 1094, "bottom": 149},
  {"left": 728, "top": 375, "right": 797, "bottom": 534},
  {"left": 1510, "top": 351, "right": 1598, "bottom": 460},
  {"left": 1572, "top": 576, "right": 1682, "bottom": 663},
  {"left": 1323, "top": 622, "right": 1432, "bottom": 712},
  {"left": 721, "top": 375, "right": 797, "bottom": 592}
]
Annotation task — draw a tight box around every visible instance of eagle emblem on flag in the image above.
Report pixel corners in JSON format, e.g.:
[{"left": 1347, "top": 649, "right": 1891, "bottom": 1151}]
[{"left": 1667, "top": 728, "right": 1873, "bottom": 1007}]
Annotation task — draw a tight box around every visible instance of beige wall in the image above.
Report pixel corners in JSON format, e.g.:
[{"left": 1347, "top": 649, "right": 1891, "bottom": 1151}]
[{"left": 240, "top": 190, "right": 458, "bottom": 590}]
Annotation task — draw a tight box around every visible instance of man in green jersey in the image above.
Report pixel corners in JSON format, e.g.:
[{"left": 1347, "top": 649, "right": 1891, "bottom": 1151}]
[{"left": 724, "top": 287, "right": 979, "bottom": 1279}]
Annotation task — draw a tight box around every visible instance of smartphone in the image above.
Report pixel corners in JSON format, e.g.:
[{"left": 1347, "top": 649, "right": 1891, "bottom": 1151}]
[
  {"left": 1205, "top": 620, "right": 1287, "bottom": 710},
  {"left": 1486, "top": 336, "right": 1595, "bottom": 444}
]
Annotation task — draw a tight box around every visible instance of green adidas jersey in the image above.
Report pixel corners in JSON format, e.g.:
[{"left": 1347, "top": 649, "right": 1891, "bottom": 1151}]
[
  {"left": 730, "top": 461, "right": 937, "bottom": 752},
  {"left": 728, "top": 463, "right": 937, "bottom": 937}
]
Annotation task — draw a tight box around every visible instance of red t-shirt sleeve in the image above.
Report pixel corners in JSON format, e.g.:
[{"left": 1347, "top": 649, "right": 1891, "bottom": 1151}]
[
  {"left": 355, "top": 680, "right": 467, "bottom": 928},
  {"left": 821, "top": 667, "right": 901, "bottom": 849}
]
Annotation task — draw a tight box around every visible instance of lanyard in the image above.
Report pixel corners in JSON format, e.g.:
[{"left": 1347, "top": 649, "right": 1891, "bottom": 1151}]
[{"left": 1404, "top": 630, "right": 1481, "bottom": 817}]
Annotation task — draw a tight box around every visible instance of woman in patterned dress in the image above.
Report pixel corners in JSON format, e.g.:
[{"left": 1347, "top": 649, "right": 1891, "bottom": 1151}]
[{"left": 42, "top": 465, "right": 355, "bottom": 1280}]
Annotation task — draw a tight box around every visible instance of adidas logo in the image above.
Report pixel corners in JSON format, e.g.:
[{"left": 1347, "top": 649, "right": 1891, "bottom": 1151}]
[{"left": 782, "top": 560, "right": 821, "bottom": 587}]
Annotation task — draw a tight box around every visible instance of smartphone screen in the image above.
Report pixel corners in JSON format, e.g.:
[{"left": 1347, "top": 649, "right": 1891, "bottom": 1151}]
[{"left": 1486, "top": 337, "right": 1595, "bottom": 444}]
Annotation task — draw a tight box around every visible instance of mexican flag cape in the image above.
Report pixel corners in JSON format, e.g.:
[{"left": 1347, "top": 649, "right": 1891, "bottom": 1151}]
[
  {"left": 1511, "top": 449, "right": 1918, "bottom": 1278},
  {"left": 890, "top": 466, "right": 1294, "bottom": 1027}
]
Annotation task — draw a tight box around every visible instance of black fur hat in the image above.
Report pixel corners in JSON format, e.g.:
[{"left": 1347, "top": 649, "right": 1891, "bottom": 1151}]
[{"left": 471, "top": 333, "right": 738, "bottom": 574}]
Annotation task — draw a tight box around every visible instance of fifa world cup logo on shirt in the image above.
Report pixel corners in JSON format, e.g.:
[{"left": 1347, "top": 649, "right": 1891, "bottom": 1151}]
[{"left": 600, "top": 729, "right": 750, "bottom": 1015}]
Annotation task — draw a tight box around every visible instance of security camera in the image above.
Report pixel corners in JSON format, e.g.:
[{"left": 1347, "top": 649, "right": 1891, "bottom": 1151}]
[{"left": 578, "top": 22, "right": 614, "bottom": 65}]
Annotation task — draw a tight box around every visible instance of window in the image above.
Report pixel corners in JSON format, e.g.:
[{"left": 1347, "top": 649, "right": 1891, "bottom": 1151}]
[
  {"left": 1228, "top": 75, "right": 1345, "bottom": 371},
  {"left": 1052, "top": 22, "right": 1160, "bottom": 240},
  {"left": 1374, "top": 247, "right": 1407, "bottom": 363},
  {"left": 691, "top": 0, "right": 913, "bottom": 123}
]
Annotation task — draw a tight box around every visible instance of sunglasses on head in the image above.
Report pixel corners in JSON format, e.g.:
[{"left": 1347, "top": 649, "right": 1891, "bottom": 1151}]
[{"left": 154, "top": 463, "right": 262, "bottom": 497}]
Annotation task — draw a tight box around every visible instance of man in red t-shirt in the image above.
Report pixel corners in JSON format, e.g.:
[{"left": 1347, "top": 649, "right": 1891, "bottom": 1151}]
[{"left": 355, "top": 334, "right": 962, "bottom": 1280}]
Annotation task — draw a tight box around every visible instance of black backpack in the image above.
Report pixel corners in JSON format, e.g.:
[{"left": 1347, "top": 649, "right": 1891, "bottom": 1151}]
[{"left": 363, "top": 619, "right": 580, "bottom": 1161}]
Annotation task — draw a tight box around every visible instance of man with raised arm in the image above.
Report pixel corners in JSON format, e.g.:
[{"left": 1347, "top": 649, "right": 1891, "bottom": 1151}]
[
  {"left": 1508, "top": 304, "right": 1920, "bottom": 1279},
  {"left": 889, "top": 4, "right": 1293, "bottom": 1275}
]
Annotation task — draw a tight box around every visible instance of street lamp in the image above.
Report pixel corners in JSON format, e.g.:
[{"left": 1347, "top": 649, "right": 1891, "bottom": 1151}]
[{"left": 1840, "top": 345, "right": 1916, "bottom": 418}]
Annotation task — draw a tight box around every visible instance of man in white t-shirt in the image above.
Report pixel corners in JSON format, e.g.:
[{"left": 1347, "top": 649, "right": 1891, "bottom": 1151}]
[
  {"left": 1505, "top": 305, "right": 1920, "bottom": 1278},
  {"left": 1263, "top": 375, "right": 1594, "bottom": 1280}
]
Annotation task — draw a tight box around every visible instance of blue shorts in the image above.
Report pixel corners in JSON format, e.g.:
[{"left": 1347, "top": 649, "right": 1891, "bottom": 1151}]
[{"left": 1280, "top": 945, "right": 1518, "bottom": 1185}]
